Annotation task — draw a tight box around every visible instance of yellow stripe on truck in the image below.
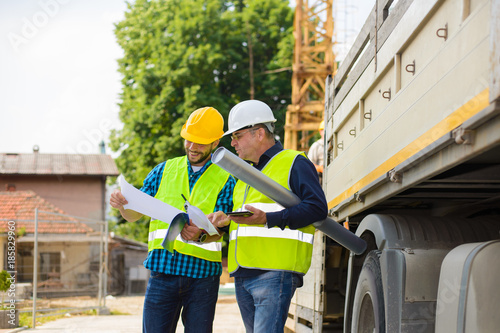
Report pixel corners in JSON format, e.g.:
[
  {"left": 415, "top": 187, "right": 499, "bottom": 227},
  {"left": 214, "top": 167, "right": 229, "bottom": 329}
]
[{"left": 328, "top": 88, "right": 490, "bottom": 210}]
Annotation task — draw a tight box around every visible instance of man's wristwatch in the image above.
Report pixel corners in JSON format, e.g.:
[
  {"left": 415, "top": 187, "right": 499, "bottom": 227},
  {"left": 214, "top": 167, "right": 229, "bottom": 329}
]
[{"left": 197, "top": 233, "right": 207, "bottom": 243}]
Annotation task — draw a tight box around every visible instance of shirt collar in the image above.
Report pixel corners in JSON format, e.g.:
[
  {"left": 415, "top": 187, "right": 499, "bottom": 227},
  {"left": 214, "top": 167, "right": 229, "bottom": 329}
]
[
  {"left": 187, "top": 158, "right": 212, "bottom": 175},
  {"left": 254, "top": 141, "right": 283, "bottom": 170}
]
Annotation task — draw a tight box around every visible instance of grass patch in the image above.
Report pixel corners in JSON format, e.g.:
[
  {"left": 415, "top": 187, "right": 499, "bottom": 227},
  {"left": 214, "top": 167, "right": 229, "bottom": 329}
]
[
  {"left": 110, "top": 310, "right": 130, "bottom": 315},
  {"left": 18, "top": 308, "right": 130, "bottom": 328},
  {"left": 19, "top": 309, "right": 97, "bottom": 328}
]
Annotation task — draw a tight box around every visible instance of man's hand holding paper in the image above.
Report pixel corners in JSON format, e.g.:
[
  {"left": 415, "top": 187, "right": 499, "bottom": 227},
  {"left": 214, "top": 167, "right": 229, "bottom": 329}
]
[
  {"left": 116, "top": 175, "right": 218, "bottom": 248},
  {"left": 184, "top": 202, "right": 220, "bottom": 236}
]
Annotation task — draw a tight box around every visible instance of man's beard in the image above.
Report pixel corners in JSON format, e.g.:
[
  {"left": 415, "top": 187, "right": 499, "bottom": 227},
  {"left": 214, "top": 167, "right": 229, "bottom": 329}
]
[{"left": 186, "top": 147, "right": 212, "bottom": 165}]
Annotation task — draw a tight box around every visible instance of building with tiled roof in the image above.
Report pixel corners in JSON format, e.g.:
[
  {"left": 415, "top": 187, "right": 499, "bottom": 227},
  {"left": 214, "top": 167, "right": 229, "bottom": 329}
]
[
  {"left": 0, "top": 190, "right": 99, "bottom": 292},
  {"left": 0, "top": 152, "right": 149, "bottom": 297},
  {"left": 0, "top": 151, "right": 119, "bottom": 220},
  {"left": 0, "top": 189, "right": 148, "bottom": 297}
]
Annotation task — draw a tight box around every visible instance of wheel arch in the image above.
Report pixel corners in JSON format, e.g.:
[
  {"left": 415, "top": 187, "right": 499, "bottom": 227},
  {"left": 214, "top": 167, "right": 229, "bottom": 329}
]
[{"left": 343, "top": 214, "right": 500, "bottom": 332}]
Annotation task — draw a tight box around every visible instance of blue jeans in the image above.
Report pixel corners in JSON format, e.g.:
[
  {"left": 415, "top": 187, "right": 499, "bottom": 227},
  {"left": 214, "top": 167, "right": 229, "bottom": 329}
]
[
  {"left": 235, "top": 271, "right": 300, "bottom": 333},
  {"left": 143, "top": 271, "right": 220, "bottom": 333}
]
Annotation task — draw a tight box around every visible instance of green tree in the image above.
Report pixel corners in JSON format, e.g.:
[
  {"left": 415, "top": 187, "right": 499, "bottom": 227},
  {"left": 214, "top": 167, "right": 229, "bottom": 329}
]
[
  {"left": 109, "top": 0, "right": 294, "bottom": 240},
  {"left": 0, "top": 270, "right": 12, "bottom": 307}
]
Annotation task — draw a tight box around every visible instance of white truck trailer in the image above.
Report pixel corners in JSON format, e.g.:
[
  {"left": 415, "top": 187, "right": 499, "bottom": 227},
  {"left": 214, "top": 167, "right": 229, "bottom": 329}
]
[{"left": 287, "top": 0, "right": 500, "bottom": 332}]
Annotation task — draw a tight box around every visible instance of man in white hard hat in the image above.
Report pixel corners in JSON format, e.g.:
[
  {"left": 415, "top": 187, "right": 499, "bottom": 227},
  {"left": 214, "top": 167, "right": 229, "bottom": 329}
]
[
  {"left": 110, "top": 107, "right": 235, "bottom": 332},
  {"left": 209, "top": 100, "right": 328, "bottom": 333}
]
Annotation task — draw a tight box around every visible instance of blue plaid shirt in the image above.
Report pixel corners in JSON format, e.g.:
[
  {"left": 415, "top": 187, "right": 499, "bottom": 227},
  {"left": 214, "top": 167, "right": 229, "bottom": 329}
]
[{"left": 140, "top": 158, "right": 235, "bottom": 278}]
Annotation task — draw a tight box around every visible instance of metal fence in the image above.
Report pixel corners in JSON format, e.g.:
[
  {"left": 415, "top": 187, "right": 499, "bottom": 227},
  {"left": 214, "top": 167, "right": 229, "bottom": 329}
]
[
  {"left": 32, "top": 208, "right": 110, "bottom": 328},
  {"left": 2, "top": 209, "right": 109, "bottom": 329}
]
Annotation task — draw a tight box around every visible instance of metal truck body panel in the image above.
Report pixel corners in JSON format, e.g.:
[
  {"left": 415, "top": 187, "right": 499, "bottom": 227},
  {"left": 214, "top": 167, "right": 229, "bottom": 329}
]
[
  {"left": 327, "top": 0, "right": 493, "bottom": 220},
  {"left": 287, "top": 0, "right": 500, "bottom": 332}
]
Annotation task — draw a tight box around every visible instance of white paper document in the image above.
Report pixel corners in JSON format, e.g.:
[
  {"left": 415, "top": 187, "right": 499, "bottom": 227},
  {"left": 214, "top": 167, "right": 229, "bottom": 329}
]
[
  {"left": 118, "top": 175, "right": 219, "bottom": 250},
  {"left": 118, "top": 174, "right": 184, "bottom": 223},
  {"left": 184, "top": 202, "right": 219, "bottom": 236},
  {"left": 118, "top": 174, "right": 187, "bottom": 252}
]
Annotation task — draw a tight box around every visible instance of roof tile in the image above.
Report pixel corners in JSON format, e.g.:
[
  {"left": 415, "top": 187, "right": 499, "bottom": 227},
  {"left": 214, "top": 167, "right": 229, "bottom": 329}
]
[{"left": 0, "top": 191, "right": 94, "bottom": 234}]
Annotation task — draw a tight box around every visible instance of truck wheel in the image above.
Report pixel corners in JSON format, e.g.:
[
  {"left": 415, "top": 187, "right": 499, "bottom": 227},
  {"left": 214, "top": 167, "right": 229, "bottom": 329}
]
[{"left": 351, "top": 250, "right": 385, "bottom": 333}]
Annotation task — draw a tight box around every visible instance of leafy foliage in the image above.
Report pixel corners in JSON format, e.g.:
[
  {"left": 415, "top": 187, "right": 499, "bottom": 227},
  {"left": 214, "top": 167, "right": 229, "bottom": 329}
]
[
  {"left": 109, "top": 219, "right": 150, "bottom": 244},
  {"left": 0, "top": 270, "right": 11, "bottom": 293},
  {"left": 109, "top": 0, "right": 294, "bottom": 240},
  {"left": 0, "top": 270, "right": 12, "bottom": 306}
]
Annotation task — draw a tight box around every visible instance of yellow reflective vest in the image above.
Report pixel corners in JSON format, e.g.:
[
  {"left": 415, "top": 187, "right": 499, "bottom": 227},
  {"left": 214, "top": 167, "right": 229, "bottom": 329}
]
[
  {"left": 148, "top": 156, "right": 230, "bottom": 262},
  {"left": 228, "top": 150, "right": 316, "bottom": 274}
]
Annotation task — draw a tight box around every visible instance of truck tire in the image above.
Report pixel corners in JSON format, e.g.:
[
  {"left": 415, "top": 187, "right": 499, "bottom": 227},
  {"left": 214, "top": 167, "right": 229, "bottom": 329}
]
[{"left": 351, "top": 250, "right": 385, "bottom": 333}]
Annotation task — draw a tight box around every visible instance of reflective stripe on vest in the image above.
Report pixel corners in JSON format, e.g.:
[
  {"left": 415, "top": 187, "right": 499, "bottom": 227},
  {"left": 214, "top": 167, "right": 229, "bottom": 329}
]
[
  {"left": 229, "top": 227, "right": 314, "bottom": 244},
  {"left": 228, "top": 149, "right": 315, "bottom": 275},
  {"left": 148, "top": 228, "right": 167, "bottom": 242},
  {"left": 175, "top": 234, "right": 222, "bottom": 251},
  {"left": 148, "top": 230, "right": 222, "bottom": 252},
  {"left": 148, "top": 156, "right": 229, "bottom": 262}
]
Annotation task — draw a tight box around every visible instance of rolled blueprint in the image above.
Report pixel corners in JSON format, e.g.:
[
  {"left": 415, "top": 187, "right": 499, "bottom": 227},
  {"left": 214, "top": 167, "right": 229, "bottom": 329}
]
[{"left": 211, "top": 147, "right": 367, "bottom": 255}]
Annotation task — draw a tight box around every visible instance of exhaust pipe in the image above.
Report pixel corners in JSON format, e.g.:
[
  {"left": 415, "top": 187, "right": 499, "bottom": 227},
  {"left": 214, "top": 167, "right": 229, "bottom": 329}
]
[{"left": 211, "top": 147, "right": 367, "bottom": 255}]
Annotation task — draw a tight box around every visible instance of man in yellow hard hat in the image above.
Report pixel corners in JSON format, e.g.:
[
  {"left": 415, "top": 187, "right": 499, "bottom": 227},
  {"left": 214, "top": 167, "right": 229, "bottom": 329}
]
[
  {"left": 110, "top": 107, "right": 235, "bottom": 332},
  {"left": 308, "top": 120, "right": 325, "bottom": 181}
]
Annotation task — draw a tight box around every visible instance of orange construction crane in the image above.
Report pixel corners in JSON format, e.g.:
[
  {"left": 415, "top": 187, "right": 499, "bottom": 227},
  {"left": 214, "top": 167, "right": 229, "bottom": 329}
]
[{"left": 284, "top": 0, "right": 335, "bottom": 151}]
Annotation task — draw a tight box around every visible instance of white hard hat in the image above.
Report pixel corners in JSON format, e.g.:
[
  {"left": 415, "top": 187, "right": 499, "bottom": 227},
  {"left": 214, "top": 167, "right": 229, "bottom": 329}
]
[{"left": 224, "top": 100, "right": 277, "bottom": 136}]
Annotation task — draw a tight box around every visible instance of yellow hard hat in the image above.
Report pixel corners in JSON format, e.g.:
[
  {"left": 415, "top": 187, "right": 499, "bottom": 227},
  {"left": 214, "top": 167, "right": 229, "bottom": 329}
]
[
  {"left": 319, "top": 120, "right": 325, "bottom": 130},
  {"left": 181, "top": 107, "right": 224, "bottom": 144}
]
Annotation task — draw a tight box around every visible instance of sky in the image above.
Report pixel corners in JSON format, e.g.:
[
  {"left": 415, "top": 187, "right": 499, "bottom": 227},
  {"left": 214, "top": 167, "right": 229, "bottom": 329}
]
[{"left": 0, "top": 0, "right": 373, "bottom": 156}]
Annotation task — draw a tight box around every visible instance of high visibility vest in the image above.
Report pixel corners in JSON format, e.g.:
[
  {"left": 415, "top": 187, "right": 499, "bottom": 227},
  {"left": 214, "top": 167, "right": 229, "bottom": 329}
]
[
  {"left": 148, "top": 156, "right": 230, "bottom": 262},
  {"left": 228, "top": 150, "right": 316, "bottom": 274}
]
